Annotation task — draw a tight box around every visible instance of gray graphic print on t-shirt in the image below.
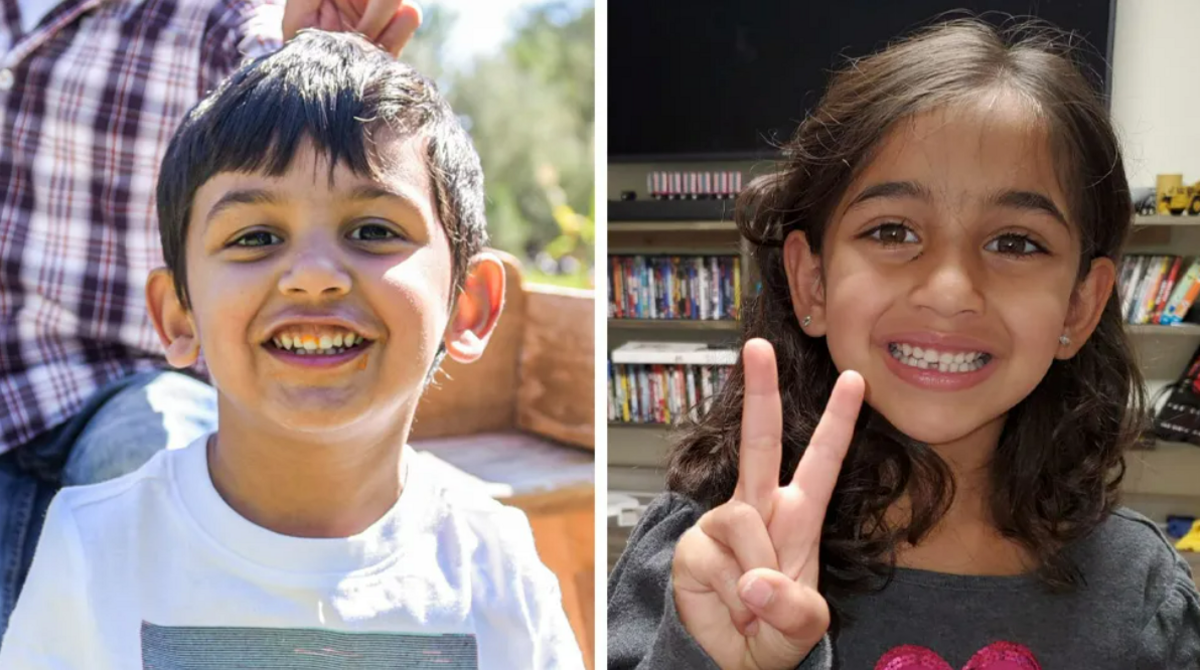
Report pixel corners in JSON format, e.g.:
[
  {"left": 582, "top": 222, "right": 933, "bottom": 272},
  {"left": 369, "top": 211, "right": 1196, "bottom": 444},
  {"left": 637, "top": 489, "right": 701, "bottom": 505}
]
[{"left": 141, "top": 622, "right": 478, "bottom": 668}]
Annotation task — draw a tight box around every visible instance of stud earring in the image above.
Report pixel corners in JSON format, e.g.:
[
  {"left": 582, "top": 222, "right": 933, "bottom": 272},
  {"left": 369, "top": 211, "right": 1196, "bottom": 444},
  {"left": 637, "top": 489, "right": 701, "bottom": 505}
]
[
  {"left": 1059, "top": 334, "right": 1071, "bottom": 346},
  {"left": 802, "top": 315, "right": 812, "bottom": 327}
]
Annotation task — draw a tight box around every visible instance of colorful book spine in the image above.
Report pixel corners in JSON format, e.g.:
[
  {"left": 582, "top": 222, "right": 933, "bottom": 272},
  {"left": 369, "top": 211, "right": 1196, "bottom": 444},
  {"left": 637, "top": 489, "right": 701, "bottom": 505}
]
[
  {"left": 608, "top": 255, "right": 740, "bottom": 321},
  {"left": 1162, "top": 259, "right": 1200, "bottom": 325},
  {"left": 607, "top": 363, "right": 735, "bottom": 424}
]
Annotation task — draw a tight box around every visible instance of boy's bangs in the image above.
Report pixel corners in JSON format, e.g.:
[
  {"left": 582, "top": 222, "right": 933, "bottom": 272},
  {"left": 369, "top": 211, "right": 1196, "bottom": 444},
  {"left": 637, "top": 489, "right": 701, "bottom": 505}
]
[{"left": 187, "top": 62, "right": 387, "bottom": 186}]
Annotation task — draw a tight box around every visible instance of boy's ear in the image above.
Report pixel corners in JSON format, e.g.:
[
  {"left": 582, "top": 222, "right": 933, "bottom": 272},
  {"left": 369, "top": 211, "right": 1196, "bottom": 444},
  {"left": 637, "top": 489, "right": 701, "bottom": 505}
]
[
  {"left": 783, "top": 230, "right": 827, "bottom": 335},
  {"left": 1058, "top": 256, "right": 1116, "bottom": 359},
  {"left": 146, "top": 268, "right": 201, "bottom": 368},
  {"left": 443, "top": 253, "right": 505, "bottom": 364}
]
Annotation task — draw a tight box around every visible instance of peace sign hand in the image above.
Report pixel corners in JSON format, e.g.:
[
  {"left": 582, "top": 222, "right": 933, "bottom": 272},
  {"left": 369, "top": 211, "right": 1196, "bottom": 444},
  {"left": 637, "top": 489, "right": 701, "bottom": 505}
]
[{"left": 671, "top": 339, "right": 865, "bottom": 670}]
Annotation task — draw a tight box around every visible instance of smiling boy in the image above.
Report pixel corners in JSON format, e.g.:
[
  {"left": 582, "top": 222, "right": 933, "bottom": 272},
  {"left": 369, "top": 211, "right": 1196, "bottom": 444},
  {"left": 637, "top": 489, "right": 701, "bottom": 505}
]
[{"left": 0, "top": 31, "right": 582, "bottom": 669}]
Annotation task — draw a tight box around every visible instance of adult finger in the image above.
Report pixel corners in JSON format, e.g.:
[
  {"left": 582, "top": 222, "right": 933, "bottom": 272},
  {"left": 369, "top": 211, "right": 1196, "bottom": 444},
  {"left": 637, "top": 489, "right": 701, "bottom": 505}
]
[
  {"left": 373, "top": 4, "right": 421, "bottom": 58},
  {"left": 733, "top": 338, "right": 783, "bottom": 518},
  {"left": 319, "top": 1, "right": 342, "bottom": 32},
  {"left": 356, "top": 0, "right": 415, "bottom": 44},
  {"left": 789, "top": 370, "right": 863, "bottom": 510},
  {"left": 282, "top": 0, "right": 322, "bottom": 41},
  {"left": 330, "top": 0, "right": 363, "bottom": 26}
]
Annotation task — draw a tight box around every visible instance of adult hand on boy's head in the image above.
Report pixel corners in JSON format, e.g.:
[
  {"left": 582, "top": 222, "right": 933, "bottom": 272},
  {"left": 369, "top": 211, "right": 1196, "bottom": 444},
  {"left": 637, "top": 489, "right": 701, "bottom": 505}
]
[{"left": 283, "top": 0, "right": 420, "bottom": 58}]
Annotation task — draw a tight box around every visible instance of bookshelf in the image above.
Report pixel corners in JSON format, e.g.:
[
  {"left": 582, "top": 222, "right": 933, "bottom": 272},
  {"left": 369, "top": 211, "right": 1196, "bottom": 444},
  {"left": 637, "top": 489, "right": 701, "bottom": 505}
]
[{"left": 607, "top": 197, "right": 746, "bottom": 500}]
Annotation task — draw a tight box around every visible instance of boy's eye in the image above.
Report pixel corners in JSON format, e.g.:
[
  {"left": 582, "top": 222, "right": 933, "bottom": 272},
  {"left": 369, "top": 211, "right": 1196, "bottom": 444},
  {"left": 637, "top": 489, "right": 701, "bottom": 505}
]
[
  {"left": 349, "top": 223, "right": 402, "bottom": 241},
  {"left": 865, "top": 222, "right": 918, "bottom": 246},
  {"left": 231, "top": 231, "right": 282, "bottom": 248},
  {"left": 985, "top": 233, "right": 1045, "bottom": 257}
]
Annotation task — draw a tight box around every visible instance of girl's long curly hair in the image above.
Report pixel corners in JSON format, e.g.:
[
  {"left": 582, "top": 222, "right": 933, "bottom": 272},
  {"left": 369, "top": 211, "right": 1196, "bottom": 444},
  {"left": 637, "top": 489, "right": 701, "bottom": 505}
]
[{"left": 666, "top": 19, "right": 1145, "bottom": 598}]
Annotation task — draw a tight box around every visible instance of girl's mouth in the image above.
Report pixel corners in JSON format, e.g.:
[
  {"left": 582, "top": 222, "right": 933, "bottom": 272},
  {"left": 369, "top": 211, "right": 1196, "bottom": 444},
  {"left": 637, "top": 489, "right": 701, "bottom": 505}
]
[{"left": 887, "top": 342, "right": 992, "bottom": 374}]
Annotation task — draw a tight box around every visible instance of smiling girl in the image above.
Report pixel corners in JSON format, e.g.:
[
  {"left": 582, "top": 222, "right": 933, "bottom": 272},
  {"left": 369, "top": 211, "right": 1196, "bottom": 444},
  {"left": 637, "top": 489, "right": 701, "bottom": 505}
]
[{"left": 608, "top": 20, "right": 1200, "bottom": 670}]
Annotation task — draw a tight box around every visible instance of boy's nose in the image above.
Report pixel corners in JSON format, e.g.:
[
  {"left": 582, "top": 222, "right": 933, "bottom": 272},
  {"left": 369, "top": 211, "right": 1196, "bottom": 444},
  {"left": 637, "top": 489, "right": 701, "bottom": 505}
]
[{"left": 278, "top": 250, "right": 352, "bottom": 298}]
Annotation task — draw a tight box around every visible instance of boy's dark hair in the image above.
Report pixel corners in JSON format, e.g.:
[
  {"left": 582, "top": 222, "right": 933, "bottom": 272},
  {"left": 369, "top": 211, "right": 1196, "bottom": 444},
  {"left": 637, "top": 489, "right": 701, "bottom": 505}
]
[
  {"left": 157, "top": 30, "right": 486, "bottom": 309},
  {"left": 667, "top": 19, "right": 1144, "bottom": 601}
]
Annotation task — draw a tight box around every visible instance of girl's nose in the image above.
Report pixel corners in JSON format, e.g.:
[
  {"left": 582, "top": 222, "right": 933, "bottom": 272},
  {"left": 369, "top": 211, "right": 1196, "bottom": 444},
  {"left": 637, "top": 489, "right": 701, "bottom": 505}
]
[
  {"left": 277, "top": 242, "right": 352, "bottom": 298},
  {"left": 909, "top": 250, "right": 985, "bottom": 318}
]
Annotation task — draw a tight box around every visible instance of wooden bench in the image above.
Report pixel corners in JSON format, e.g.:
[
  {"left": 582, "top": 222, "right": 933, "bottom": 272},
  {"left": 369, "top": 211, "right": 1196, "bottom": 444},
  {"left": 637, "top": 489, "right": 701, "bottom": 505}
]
[{"left": 411, "top": 251, "right": 595, "bottom": 667}]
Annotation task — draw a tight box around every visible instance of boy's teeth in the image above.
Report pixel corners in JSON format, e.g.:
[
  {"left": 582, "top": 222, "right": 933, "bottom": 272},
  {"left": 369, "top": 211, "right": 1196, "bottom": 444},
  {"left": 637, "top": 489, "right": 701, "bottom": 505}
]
[
  {"left": 888, "top": 343, "right": 990, "bottom": 374},
  {"left": 269, "top": 327, "right": 368, "bottom": 354}
]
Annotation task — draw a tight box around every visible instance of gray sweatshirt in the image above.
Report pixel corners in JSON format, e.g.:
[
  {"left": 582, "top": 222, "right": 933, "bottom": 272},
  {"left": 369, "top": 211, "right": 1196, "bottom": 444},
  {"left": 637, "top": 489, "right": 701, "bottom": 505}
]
[{"left": 608, "top": 493, "right": 1200, "bottom": 669}]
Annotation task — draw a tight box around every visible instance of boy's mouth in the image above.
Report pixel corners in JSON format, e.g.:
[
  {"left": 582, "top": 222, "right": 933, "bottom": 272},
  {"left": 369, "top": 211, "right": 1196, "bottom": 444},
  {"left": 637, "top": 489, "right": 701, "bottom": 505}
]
[
  {"left": 887, "top": 342, "right": 992, "bottom": 374},
  {"left": 265, "top": 326, "right": 373, "bottom": 357}
]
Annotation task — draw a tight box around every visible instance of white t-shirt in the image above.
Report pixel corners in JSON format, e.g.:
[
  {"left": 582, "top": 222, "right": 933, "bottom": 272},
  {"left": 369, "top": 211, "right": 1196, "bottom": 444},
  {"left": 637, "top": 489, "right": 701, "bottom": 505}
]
[{"left": 0, "top": 437, "right": 584, "bottom": 669}]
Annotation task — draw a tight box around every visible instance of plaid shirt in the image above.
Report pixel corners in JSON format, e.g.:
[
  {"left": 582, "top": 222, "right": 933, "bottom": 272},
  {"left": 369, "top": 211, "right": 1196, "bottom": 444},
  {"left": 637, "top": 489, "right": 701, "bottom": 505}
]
[{"left": 0, "top": 0, "right": 282, "bottom": 453}]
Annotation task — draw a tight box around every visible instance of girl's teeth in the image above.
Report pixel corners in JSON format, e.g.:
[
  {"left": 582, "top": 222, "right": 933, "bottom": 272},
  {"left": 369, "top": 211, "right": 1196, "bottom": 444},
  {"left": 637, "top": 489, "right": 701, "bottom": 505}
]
[
  {"left": 319, "top": 335, "right": 333, "bottom": 350},
  {"left": 889, "top": 343, "right": 989, "bottom": 374},
  {"left": 333, "top": 333, "right": 344, "bottom": 348},
  {"left": 303, "top": 338, "right": 318, "bottom": 351},
  {"left": 281, "top": 334, "right": 293, "bottom": 350}
]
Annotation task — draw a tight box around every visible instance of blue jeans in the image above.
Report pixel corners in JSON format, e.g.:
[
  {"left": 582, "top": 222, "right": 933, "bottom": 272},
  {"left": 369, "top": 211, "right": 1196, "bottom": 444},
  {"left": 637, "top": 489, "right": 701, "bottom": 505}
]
[{"left": 0, "top": 369, "right": 217, "bottom": 636}]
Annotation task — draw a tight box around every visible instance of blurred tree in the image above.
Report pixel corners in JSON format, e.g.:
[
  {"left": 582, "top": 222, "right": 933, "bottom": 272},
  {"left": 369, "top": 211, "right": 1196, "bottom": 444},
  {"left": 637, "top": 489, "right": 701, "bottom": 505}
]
[{"left": 402, "top": 2, "right": 594, "bottom": 287}]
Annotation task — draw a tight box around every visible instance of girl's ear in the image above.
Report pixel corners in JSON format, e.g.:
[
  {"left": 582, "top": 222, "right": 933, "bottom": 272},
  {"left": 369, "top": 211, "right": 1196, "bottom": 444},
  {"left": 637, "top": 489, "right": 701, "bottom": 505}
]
[
  {"left": 783, "top": 230, "right": 827, "bottom": 335},
  {"left": 1059, "top": 257, "right": 1116, "bottom": 359},
  {"left": 146, "top": 268, "right": 201, "bottom": 368},
  {"left": 444, "top": 253, "right": 505, "bottom": 363}
]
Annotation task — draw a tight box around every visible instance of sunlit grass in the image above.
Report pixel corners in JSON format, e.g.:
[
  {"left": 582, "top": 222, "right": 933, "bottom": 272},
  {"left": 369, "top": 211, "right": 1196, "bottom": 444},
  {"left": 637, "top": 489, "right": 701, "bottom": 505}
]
[{"left": 525, "top": 267, "right": 592, "bottom": 290}]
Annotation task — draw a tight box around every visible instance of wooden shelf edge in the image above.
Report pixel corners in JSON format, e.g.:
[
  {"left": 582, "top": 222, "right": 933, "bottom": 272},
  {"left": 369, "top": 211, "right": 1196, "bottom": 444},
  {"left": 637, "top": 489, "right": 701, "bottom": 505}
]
[
  {"left": 609, "top": 221, "right": 738, "bottom": 232},
  {"left": 1134, "top": 215, "right": 1200, "bottom": 227},
  {"left": 608, "top": 319, "right": 739, "bottom": 331},
  {"left": 1126, "top": 324, "right": 1200, "bottom": 336}
]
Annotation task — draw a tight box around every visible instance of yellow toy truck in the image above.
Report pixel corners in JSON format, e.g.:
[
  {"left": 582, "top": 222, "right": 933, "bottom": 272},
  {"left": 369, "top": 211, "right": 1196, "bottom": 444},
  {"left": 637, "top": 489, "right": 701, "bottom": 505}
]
[{"left": 1157, "top": 174, "right": 1200, "bottom": 215}]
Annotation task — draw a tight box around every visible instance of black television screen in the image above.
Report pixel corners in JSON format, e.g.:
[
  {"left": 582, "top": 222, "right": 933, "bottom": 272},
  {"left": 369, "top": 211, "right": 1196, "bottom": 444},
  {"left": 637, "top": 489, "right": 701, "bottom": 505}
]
[{"left": 609, "top": 1, "right": 1115, "bottom": 160}]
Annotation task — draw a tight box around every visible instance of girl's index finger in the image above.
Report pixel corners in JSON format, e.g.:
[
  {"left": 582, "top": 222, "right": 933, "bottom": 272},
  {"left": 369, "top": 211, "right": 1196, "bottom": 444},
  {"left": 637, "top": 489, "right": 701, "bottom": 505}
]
[
  {"left": 790, "top": 370, "right": 864, "bottom": 509},
  {"left": 733, "top": 339, "right": 784, "bottom": 518}
]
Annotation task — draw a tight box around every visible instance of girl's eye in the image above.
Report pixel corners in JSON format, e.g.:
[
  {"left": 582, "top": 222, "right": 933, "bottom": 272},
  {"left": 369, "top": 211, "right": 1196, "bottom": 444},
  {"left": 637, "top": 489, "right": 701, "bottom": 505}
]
[
  {"left": 866, "top": 222, "right": 918, "bottom": 246},
  {"left": 985, "top": 233, "right": 1045, "bottom": 257},
  {"left": 349, "top": 223, "right": 402, "bottom": 241},
  {"left": 231, "top": 231, "right": 282, "bottom": 248}
]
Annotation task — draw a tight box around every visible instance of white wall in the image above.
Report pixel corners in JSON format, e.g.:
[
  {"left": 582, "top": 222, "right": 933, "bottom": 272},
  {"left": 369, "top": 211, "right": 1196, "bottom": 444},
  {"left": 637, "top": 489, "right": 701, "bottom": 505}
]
[{"left": 1110, "top": 0, "right": 1200, "bottom": 189}]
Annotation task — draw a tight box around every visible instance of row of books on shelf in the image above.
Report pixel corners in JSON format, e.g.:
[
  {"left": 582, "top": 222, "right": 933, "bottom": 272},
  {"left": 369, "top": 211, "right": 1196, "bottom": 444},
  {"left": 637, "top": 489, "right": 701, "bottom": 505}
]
[
  {"left": 608, "top": 343, "right": 737, "bottom": 425},
  {"left": 1119, "top": 255, "right": 1200, "bottom": 325},
  {"left": 609, "top": 363, "right": 733, "bottom": 424},
  {"left": 608, "top": 255, "right": 741, "bottom": 321},
  {"left": 647, "top": 171, "right": 744, "bottom": 199}
]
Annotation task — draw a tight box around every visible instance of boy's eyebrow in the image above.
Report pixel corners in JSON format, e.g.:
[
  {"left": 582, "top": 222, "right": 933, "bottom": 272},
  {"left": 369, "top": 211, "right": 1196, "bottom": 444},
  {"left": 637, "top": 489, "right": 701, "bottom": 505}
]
[
  {"left": 347, "top": 184, "right": 422, "bottom": 209},
  {"left": 845, "top": 180, "right": 931, "bottom": 211},
  {"left": 205, "top": 189, "right": 280, "bottom": 226},
  {"left": 988, "top": 189, "right": 1068, "bottom": 228}
]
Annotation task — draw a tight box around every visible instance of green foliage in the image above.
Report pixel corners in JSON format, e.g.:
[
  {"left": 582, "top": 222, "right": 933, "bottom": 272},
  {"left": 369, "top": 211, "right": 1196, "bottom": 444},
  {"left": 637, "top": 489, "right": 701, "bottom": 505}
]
[{"left": 402, "top": 2, "right": 594, "bottom": 286}]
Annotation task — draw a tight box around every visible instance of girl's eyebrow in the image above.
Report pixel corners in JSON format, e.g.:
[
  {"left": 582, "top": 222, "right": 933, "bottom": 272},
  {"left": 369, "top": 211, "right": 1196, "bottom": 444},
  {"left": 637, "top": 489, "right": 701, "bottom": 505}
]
[
  {"left": 845, "top": 182, "right": 1068, "bottom": 228},
  {"left": 988, "top": 189, "right": 1068, "bottom": 228},
  {"left": 845, "top": 180, "right": 931, "bottom": 212}
]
